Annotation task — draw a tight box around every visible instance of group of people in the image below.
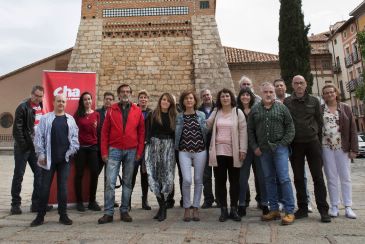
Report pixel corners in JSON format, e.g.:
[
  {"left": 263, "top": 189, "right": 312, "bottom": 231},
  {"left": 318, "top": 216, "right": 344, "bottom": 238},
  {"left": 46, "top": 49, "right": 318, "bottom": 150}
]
[{"left": 10, "top": 74, "right": 358, "bottom": 227}]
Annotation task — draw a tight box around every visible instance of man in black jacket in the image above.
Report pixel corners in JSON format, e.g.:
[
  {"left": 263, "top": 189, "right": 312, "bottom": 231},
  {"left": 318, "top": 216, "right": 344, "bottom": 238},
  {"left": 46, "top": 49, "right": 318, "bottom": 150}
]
[
  {"left": 284, "top": 75, "right": 331, "bottom": 223},
  {"left": 11, "top": 85, "right": 50, "bottom": 214}
]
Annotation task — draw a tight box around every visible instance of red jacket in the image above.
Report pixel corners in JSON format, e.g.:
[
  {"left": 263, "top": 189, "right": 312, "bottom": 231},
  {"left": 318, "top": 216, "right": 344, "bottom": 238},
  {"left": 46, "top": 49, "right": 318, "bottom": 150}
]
[{"left": 101, "top": 102, "right": 145, "bottom": 158}]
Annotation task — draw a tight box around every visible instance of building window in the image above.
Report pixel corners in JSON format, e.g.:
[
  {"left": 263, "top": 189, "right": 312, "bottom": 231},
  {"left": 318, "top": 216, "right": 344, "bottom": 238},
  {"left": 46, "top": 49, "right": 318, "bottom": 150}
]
[
  {"left": 339, "top": 80, "right": 346, "bottom": 101},
  {"left": 200, "top": 1, "right": 210, "bottom": 9},
  {"left": 103, "top": 6, "right": 189, "bottom": 18},
  {"left": 0, "top": 112, "right": 13, "bottom": 129},
  {"left": 343, "top": 31, "right": 347, "bottom": 38}
]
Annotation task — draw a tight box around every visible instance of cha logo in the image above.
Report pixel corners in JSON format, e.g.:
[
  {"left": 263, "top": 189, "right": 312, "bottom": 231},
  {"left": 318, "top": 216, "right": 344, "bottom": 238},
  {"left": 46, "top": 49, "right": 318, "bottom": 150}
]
[{"left": 53, "top": 86, "right": 80, "bottom": 100}]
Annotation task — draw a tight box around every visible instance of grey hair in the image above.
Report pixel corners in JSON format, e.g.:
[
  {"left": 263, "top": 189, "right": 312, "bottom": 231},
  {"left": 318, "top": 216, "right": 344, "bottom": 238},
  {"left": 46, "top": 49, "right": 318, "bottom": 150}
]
[
  {"left": 239, "top": 75, "right": 252, "bottom": 87},
  {"left": 260, "top": 81, "right": 275, "bottom": 92}
]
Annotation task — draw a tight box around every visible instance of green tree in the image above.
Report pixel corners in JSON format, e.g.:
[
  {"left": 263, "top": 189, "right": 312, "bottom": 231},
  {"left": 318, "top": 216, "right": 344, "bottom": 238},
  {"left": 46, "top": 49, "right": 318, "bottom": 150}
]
[{"left": 279, "top": 0, "right": 313, "bottom": 93}]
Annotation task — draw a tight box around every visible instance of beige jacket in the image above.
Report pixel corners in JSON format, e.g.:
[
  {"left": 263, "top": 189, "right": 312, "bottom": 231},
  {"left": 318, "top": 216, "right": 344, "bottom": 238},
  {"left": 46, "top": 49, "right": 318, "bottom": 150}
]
[{"left": 206, "top": 107, "right": 247, "bottom": 168}]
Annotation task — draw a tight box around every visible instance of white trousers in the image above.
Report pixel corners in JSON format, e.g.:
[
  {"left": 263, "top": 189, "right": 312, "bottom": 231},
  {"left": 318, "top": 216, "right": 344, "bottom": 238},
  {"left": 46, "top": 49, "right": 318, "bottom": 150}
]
[
  {"left": 322, "top": 147, "right": 352, "bottom": 207},
  {"left": 179, "top": 150, "right": 207, "bottom": 208}
]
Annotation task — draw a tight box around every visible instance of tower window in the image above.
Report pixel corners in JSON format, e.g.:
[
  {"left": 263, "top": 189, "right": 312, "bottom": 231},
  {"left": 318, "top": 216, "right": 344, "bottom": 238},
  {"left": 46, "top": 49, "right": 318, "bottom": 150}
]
[{"left": 200, "top": 1, "right": 210, "bottom": 9}]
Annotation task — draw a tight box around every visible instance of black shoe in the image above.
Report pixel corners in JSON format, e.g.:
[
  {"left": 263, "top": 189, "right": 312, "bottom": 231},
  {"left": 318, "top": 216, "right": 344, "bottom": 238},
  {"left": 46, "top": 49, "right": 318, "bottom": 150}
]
[
  {"left": 294, "top": 208, "right": 308, "bottom": 219},
  {"left": 219, "top": 207, "right": 229, "bottom": 222},
  {"left": 320, "top": 212, "right": 332, "bottom": 223},
  {"left": 201, "top": 201, "right": 213, "bottom": 209},
  {"left": 30, "top": 215, "right": 44, "bottom": 227},
  {"left": 120, "top": 212, "right": 133, "bottom": 222},
  {"left": 166, "top": 200, "right": 175, "bottom": 209},
  {"left": 76, "top": 202, "right": 85, "bottom": 212},
  {"left": 59, "top": 214, "right": 73, "bottom": 225},
  {"left": 142, "top": 198, "right": 152, "bottom": 210},
  {"left": 230, "top": 207, "right": 241, "bottom": 221},
  {"left": 98, "top": 214, "right": 113, "bottom": 224},
  {"left": 88, "top": 201, "right": 101, "bottom": 211},
  {"left": 179, "top": 199, "right": 183, "bottom": 208},
  {"left": 237, "top": 206, "right": 246, "bottom": 217},
  {"left": 114, "top": 202, "right": 119, "bottom": 208},
  {"left": 10, "top": 206, "right": 22, "bottom": 215},
  {"left": 262, "top": 206, "right": 270, "bottom": 215},
  {"left": 153, "top": 208, "right": 162, "bottom": 219},
  {"left": 158, "top": 206, "right": 167, "bottom": 222},
  {"left": 31, "top": 205, "right": 53, "bottom": 213}
]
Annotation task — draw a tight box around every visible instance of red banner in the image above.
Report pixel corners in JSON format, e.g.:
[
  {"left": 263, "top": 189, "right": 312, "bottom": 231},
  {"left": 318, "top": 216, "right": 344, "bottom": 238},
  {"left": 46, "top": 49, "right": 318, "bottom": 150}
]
[{"left": 42, "top": 71, "right": 97, "bottom": 204}]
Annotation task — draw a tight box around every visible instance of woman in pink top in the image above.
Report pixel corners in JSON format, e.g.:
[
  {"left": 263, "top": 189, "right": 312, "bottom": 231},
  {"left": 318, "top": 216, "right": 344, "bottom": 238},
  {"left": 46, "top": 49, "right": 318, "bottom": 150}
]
[
  {"left": 206, "top": 88, "right": 248, "bottom": 222},
  {"left": 74, "top": 92, "right": 101, "bottom": 212}
]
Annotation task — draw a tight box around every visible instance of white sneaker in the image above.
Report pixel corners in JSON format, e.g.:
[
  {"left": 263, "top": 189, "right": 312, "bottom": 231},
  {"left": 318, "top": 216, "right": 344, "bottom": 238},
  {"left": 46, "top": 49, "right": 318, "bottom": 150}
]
[
  {"left": 329, "top": 206, "right": 339, "bottom": 217},
  {"left": 307, "top": 203, "right": 313, "bottom": 213},
  {"left": 345, "top": 207, "right": 357, "bottom": 219}
]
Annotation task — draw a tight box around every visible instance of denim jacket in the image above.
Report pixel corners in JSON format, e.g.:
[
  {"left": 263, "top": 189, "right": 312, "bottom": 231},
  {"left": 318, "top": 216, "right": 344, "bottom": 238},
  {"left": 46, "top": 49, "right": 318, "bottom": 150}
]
[
  {"left": 175, "top": 111, "right": 208, "bottom": 150},
  {"left": 34, "top": 112, "right": 79, "bottom": 170}
]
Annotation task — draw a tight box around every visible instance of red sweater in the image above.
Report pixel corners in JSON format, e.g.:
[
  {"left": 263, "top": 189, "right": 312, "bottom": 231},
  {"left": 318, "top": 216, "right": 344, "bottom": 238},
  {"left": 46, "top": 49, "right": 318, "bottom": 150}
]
[
  {"left": 101, "top": 102, "right": 145, "bottom": 158},
  {"left": 75, "top": 111, "right": 100, "bottom": 146}
]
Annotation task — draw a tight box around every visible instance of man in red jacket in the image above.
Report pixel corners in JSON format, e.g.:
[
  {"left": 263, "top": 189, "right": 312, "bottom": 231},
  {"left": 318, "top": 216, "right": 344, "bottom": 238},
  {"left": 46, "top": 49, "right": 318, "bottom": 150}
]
[{"left": 98, "top": 84, "right": 145, "bottom": 224}]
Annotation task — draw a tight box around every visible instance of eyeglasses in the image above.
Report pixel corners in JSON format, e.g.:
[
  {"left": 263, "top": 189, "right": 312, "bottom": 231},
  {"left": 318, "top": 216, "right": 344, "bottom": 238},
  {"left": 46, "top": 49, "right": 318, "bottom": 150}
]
[
  {"left": 323, "top": 91, "right": 336, "bottom": 95},
  {"left": 241, "top": 83, "right": 251, "bottom": 86}
]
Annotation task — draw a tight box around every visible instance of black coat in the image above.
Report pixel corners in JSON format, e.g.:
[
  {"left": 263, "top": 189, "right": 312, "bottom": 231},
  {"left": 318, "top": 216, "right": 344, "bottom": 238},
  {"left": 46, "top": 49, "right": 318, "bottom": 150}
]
[{"left": 12, "top": 99, "right": 42, "bottom": 151}]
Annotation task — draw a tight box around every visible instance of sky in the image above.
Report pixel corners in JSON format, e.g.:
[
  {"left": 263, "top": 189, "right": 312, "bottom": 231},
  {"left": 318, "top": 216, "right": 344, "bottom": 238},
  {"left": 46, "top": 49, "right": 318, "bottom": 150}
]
[{"left": 0, "top": 0, "right": 363, "bottom": 76}]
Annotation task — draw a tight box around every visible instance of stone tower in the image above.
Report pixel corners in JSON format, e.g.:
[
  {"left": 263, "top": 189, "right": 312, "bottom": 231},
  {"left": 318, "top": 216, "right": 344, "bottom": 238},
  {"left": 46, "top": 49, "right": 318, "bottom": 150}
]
[{"left": 68, "top": 0, "right": 234, "bottom": 105}]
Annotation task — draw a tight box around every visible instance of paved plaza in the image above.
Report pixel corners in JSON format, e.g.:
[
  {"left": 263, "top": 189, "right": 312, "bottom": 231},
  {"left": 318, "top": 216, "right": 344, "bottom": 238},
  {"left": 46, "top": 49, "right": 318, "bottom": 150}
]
[{"left": 0, "top": 154, "right": 365, "bottom": 243}]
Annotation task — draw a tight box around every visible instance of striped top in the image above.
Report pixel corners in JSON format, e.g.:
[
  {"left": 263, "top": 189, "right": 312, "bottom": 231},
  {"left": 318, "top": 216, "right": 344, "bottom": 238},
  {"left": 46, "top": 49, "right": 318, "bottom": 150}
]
[{"left": 179, "top": 114, "right": 205, "bottom": 153}]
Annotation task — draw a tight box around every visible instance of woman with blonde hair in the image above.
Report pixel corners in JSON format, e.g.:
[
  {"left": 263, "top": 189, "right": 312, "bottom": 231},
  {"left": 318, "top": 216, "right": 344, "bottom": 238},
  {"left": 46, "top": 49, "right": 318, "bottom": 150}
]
[
  {"left": 321, "top": 84, "right": 358, "bottom": 219},
  {"left": 145, "top": 93, "right": 177, "bottom": 221}
]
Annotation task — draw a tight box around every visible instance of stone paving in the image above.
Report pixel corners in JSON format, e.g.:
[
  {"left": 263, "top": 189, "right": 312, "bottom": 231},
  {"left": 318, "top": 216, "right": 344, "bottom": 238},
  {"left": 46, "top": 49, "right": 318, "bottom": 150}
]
[{"left": 1, "top": 154, "right": 365, "bottom": 244}]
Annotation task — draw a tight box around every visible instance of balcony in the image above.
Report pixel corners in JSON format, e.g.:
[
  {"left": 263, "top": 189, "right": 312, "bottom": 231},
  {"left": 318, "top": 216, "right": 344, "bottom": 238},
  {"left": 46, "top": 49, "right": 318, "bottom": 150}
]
[
  {"left": 333, "top": 64, "right": 341, "bottom": 74},
  {"left": 345, "top": 55, "right": 353, "bottom": 68},
  {"left": 353, "top": 51, "right": 361, "bottom": 64},
  {"left": 359, "top": 104, "right": 365, "bottom": 117},
  {"left": 346, "top": 76, "right": 363, "bottom": 92},
  {"left": 352, "top": 106, "right": 359, "bottom": 116}
]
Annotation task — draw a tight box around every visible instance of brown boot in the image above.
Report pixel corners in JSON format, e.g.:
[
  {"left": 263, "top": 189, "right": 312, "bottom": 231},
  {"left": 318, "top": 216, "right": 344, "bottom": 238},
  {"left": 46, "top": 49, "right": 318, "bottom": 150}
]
[
  {"left": 281, "top": 213, "right": 295, "bottom": 225},
  {"left": 261, "top": 210, "right": 281, "bottom": 221},
  {"left": 120, "top": 212, "right": 133, "bottom": 222}
]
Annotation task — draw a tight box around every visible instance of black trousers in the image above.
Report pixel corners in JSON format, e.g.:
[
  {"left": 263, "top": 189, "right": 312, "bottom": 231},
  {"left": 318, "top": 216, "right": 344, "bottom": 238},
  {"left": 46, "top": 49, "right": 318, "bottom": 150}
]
[
  {"left": 214, "top": 156, "right": 240, "bottom": 208},
  {"left": 166, "top": 150, "right": 183, "bottom": 204},
  {"left": 38, "top": 161, "right": 70, "bottom": 217},
  {"left": 131, "top": 162, "right": 149, "bottom": 200},
  {"left": 290, "top": 140, "right": 329, "bottom": 213},
  {"left": 74, "top": 146, "right": 99, "bottom": 203}
]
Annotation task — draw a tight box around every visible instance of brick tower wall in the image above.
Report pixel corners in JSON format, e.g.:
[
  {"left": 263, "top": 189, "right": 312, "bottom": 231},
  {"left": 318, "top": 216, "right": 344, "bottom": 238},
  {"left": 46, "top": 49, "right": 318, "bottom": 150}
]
[{"left": 68, "top": 0, "right": 234, "bottom": 106}]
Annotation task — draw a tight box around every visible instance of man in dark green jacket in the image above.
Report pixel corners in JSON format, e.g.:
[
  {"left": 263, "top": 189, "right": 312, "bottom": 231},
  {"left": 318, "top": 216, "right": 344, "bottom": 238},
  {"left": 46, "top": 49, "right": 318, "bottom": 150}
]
[
  {"left": 284, "top": 75, "right": 331, "bottom": 223},
  {"left": 248, "top": 82, "right": 295, "bottom": 225}
]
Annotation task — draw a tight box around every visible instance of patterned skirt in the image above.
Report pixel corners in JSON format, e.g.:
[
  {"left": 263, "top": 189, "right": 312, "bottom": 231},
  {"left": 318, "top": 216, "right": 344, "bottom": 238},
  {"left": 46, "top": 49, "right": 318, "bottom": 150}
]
[{"left": 144, "top": 137, "right": 176, "bottom": 199}]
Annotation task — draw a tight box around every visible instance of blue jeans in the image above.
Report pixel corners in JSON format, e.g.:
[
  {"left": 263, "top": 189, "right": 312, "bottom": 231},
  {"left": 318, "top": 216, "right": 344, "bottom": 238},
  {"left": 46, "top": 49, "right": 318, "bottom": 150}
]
[
  {"left": 104, "top": 147, "right": 136, "bottom": 215},
  {"left": 260, "top": 145, "right": 295, "bottom": 214},
  {"left": 11, "top": 146, "right": 41, "bottom": 208},
  {"left": 239, "top": 148, "right": 268, "bottom": 207},
  {"left": 38, "top": 161, "right": 70, "bottom": 216}
]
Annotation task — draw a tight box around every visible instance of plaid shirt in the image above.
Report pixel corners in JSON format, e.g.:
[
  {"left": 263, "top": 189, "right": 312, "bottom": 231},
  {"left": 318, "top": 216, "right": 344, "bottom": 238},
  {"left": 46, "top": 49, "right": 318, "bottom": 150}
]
[
  {"left": 34, "top": 112, "right": 79, "bottom": 170},
  {"left": 248, "top": 101, "right": 295, "bottom": 152}
]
